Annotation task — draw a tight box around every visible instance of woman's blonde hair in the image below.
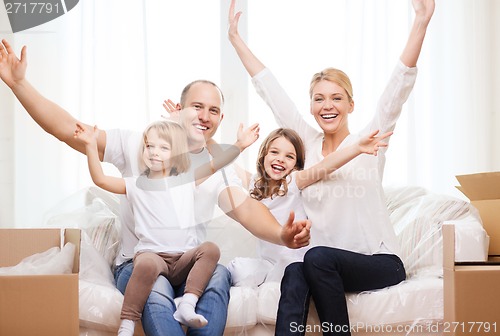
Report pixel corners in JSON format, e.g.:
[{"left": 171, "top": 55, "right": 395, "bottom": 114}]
[
  {"left": 250, "top": 128, "right": 305, "bottom": 201},
  {"left": 140, "top": 120, "right": 190, "bottom": 176},
  {"left": 309, "top": 67, "right": 354, "bottom": 102}
]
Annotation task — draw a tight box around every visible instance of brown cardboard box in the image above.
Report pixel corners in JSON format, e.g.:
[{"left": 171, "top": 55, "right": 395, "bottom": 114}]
[
  {"left": 443, "top": 225, "right": 500, "bottom": 336},
  {"left": 456, "top": 172, "right": 500, "bottom": 255},
  {"left": 0, "top": 228, "right": 81, "bottom": 336}
]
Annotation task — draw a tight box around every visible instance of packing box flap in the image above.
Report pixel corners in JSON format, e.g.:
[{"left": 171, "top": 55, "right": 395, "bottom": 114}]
[{"left": 456, "top": 172, "right": 500, "bottom": 201}]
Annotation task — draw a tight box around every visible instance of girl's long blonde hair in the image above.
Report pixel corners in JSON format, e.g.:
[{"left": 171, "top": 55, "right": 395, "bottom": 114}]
[
  {"left": 250, "top": 128, "right": 305, "bottom": 201},
  {"left": 140, "top": 120, "right": 190, "bottom": 176}
]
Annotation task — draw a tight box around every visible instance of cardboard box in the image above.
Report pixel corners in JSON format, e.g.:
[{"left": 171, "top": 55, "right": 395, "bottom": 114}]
[
  {"left": 456, "top": 172, "right": 500, "bottom": 255},
  {"left": 0, "top": 228, "right": 81, "bottom": 336},
  {"left": 443, "top": 225, "right": 500, "bottom": 335}
]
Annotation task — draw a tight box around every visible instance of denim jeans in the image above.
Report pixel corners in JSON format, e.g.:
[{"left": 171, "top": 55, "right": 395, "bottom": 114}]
[
  {"left": 115, "top": 260, "right": 231, "bottom": 336},
  {"left": 275, "top": 247, "right": 406, "bottom": 336}
]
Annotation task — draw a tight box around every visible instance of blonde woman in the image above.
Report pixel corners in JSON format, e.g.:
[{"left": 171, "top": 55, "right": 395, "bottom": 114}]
[{"left": 228, "top": 0, "right": 435, "bottom": 334}]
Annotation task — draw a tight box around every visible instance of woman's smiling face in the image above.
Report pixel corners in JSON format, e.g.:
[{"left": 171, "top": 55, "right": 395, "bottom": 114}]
[{"left": 310, "top": 80, "right": 354, "bottom": 135}]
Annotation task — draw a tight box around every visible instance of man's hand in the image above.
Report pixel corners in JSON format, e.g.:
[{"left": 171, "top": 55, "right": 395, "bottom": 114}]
[
  {"left": 281, "top": 211, "right": 311, "bottom": 249},
  {"left": 0, "top": 39, "right": 27, "bottom": 89},
  {"left": 161, "top": 99, "right": 181, "bottom": 119}
]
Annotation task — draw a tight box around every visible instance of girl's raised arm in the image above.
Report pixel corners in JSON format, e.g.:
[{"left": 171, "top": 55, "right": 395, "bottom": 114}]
[
  {"left": 74, "top": 123, "right": 126, "bottom": 195},
  {"left": 195, "top": 123, "right": 259, "bottom": 185}
]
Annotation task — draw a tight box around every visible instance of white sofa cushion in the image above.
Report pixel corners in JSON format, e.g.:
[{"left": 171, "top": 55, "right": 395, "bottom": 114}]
[{"left": 225, "top": 287, "right": 258, "bottom": 331}]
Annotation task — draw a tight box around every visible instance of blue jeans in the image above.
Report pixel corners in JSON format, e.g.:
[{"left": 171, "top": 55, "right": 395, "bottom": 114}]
[
  {"left": 275, "top": 247, "right": 406, "bottom": 336},
  {"left": 115, "top": 260, "right": 231, "bottom": 336}
]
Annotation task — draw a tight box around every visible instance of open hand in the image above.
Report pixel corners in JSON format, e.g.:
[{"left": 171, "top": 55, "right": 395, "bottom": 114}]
[
  {"left": 0, "top": 39, "right": 27, "bottom": 89},
  {"left": 235, "top": 123, "right": 259, "bottom": 151},
  {"left": 228, "top": 0, "right": 243, "bottom": 40},
  {"left": 161, "top": 99, "right": 181, "bottom": 120},
  {"left": 358, "top": 130, "right": 393, "bottom": 156}
]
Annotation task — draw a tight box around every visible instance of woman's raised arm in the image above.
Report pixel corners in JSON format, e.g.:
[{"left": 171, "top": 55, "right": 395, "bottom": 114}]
[
  {"left": 228, "top": 0, "right": 266, "bottom": 77},
  {"left": 400, "top": 0, "right": 435, "bottom": 67}
]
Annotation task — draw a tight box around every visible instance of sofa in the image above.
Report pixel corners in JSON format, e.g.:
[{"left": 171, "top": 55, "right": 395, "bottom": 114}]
[{"left": 42, "top": 185, "right": 489, "bottom": 336}]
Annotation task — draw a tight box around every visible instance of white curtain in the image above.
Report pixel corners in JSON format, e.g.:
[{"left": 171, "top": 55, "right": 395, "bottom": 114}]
[{"left": 0, "top": 0, "right": 498, "bottom": 227}]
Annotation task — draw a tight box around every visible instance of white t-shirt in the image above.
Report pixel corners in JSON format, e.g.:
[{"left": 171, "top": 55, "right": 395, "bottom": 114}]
[
  {"left": 250, "top": 172, "right": 308, "bottom": 265},
  {"left": 124, "top": 175, "right": 198, "bottom": 254},
  {"left": 104, "top": 129, "right": 242, "bottom": 265},
  {"left": 252, "top": 61, "right": 418, "bottom": 258},
  {"left": 228, "top": 172, "right": 309, "bottom": 286}
]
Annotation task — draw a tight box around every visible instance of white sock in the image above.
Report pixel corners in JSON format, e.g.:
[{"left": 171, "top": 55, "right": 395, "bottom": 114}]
[
  {"left": 173, "top": 293, "right": 208, "bottom": 329},
  {"left": 118, "top": 319, "right": 135, "bottom": 336}
]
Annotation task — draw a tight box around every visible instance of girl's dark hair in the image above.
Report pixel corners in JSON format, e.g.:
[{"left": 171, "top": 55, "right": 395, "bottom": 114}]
[{"left": 250, "top": 128, "right": 305, "bottom": 201}]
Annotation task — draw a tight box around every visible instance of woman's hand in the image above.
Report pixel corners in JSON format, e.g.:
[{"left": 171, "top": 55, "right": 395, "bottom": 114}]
[
  {"left": 412, "top": 0, "right": 435, "bottom": 24},
  {"left": 228, "top": 0, "right": 243, "bottom": 41},
  {"left": 358, "top": 130, "right": 393, "bottom": 156}
]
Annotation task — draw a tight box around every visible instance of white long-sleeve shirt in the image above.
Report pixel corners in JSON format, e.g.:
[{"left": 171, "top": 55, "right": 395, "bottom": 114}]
[{"left": 252, "top": 61, "right": 417, "bottom": 257}]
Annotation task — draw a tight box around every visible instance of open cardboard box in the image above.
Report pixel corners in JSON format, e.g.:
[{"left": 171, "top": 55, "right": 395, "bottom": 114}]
[
  {"left": 443, "top": 224, "right": 500, "bottom": 335},
  {"left": 0, "top": 228, "right": 81, "bottom": 336},
  {"left": 456, "top": 171, "right": 500, "bottom": 255}
]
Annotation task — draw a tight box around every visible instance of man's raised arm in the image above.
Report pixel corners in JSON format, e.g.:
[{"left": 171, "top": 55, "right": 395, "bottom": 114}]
[{"left": 0, "top": 39, "right": 106, "bottom": 159}]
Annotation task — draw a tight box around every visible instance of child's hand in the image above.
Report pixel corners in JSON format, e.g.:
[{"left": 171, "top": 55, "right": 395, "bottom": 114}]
[
  {"left": 73, "top": 123, "right": 99, "bottom": 146},
  {"left": 235, "top": 123, "right": 259, "bottom": 152},
  {"left": 358, "top": 130, "right": 393, "bottom": 156}
]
